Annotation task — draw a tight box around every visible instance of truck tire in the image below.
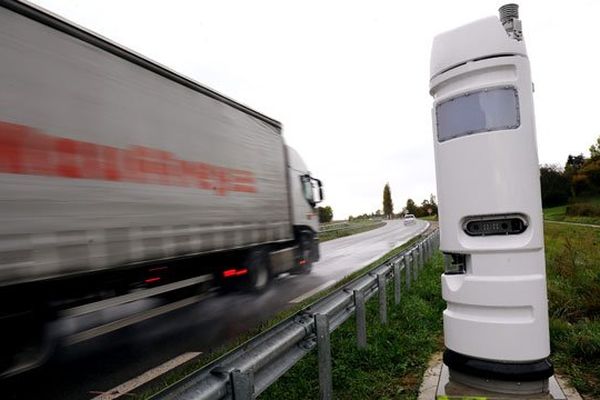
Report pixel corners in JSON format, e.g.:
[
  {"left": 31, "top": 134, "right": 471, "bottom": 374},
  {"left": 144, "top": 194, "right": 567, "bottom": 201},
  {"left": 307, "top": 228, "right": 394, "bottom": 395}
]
[
  {"left": 244, "top": 248, "right": 271, "bottom": 292},
  {"left": 293, "top": 231, "right": 315, "bottom": 275}
]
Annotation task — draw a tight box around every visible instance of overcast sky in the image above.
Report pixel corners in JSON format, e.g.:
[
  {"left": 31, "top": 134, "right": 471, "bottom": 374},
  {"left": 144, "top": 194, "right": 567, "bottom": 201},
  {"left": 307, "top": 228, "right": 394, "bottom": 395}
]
[{"left": 31, "top": 0, "right": 600, "bottom": 219}]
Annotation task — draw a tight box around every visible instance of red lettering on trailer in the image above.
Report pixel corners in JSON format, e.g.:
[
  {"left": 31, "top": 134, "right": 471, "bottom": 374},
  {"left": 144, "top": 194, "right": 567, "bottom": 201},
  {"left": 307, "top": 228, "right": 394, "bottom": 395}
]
[
  {"left": 56, "top": 138, "right": 82, "bottom": 178},
  {"left": 0, "top": 121, "right": 257, "bottom": 195}
]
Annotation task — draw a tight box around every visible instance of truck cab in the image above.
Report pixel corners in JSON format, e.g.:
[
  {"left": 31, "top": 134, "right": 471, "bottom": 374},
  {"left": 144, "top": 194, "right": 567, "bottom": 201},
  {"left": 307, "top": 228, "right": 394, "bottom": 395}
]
[{"left": 286, "top": 146, "right": 323, "bottom": 267}]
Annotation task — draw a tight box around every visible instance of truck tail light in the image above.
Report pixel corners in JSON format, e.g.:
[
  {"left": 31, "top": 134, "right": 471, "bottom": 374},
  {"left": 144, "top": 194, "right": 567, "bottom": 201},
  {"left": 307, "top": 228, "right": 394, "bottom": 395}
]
[{"left": 223, "top": 268, "right": 249, "bottom": 278}]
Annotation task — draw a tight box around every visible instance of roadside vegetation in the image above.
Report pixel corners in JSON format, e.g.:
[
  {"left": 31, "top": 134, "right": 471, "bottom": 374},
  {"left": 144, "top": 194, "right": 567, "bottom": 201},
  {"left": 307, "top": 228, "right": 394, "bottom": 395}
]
[
  {"left": 545, "top": 223, "right": 600, "bottom": 398},
  {"left": 319, "top": 220, "right": 386, "bottom": 242},
  {"left": 540, "top": 138, "right": 600, "bottom": 397},
  {"left": 261, "top": 252, "right": 445, "bottom": 399},
  {"left": 540, "top": 135, "right": 600, "bottom": 226},
  {"left": 544, "top": 196, "right": 600, "bottom": 226}
]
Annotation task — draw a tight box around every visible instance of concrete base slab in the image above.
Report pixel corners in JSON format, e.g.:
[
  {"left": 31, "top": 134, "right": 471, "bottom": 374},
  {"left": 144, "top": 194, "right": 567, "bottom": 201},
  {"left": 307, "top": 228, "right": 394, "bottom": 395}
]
[{"left": 418, "top": 353, "right": 583, "bottom": 400}]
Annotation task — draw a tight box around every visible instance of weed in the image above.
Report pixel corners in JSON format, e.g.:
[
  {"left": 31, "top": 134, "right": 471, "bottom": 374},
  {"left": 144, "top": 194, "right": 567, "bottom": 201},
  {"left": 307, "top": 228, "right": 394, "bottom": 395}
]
[{"left": 545, "top": 223, "right": 600, "bottom": 398}]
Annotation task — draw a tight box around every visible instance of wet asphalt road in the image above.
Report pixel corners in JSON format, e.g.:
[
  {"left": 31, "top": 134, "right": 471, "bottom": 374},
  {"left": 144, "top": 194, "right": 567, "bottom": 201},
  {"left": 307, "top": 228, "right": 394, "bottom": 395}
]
[{"left": 3, "top": 219, "right": 428, "bottom": 399}]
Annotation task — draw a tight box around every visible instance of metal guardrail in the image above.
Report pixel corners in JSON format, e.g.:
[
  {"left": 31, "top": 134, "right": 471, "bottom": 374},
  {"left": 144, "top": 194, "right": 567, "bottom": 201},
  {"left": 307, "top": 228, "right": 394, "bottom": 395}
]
[{"left": 153, "top": 229, "right": 440, "bottom": 400}]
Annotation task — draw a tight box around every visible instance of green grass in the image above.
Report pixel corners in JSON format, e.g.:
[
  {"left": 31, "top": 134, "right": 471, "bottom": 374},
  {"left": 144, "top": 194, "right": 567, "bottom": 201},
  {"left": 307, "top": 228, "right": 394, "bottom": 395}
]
[
  {"left": 544, "top": 196, "right": 600, "bottom": 226},
  {"left": 260, "top": 253, "right": 445, "bottom": 400},
  {"left": 543, "top": 205, "right": 567, "bottom": 221},
  {"left": 319, "top": 220, "right": 386, "bottom": 242},
  {"left": 421, "top": 215, "right": 438, "bottom": 221},
  {"left": 545, "top": 223, "right": 600, "bottom": 398},
  {"left": 570, "top": 196, "right": 600, "bottom": 206}
]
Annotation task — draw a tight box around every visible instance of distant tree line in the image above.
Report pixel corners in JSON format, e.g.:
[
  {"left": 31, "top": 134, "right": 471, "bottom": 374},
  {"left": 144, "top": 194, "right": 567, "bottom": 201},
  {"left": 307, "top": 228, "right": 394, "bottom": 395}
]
[
  {"left": 540, "top": 136, "right": 600, "bottom": 207},
  {"left": 347, "top": 185, "right": 439, "bottom": 221},
  {"left": 348, "top": 210, "right": 382, "bottom": 221},
  {"left": 402, "top": 194, "right": 438, "bottom": 218}
]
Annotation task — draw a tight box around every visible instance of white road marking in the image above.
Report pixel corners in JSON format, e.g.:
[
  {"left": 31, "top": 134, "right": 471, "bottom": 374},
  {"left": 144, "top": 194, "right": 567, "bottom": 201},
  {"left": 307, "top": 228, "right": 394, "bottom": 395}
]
[
  {"left": 66, "top": 295, "right": 205, "bottom": 346},
  {"left": 62, "top": 275, "right": 212, "bottom": 317},
  {"left": 90, "top": 351, "right": 201, "bottom": 400},
  {"left": 289, "top": 279, "right": 336, "bottom": 303}
]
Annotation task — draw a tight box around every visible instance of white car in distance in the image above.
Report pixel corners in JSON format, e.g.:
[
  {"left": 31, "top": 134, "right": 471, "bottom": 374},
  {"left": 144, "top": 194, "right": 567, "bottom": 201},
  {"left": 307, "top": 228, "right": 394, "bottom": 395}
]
[{"left": 403, "top": 214, "right": 416, "bottom": 226}]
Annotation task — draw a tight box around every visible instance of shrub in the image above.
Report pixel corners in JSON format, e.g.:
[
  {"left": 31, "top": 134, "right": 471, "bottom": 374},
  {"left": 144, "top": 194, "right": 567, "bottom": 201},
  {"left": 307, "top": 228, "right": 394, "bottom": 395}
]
[{"left": 565, "top": 203, "right": 600, "bottom": 217}]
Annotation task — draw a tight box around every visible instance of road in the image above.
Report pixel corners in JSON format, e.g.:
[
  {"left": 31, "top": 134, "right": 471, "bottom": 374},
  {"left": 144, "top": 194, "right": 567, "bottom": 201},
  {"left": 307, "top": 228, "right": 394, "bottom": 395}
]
[{"left": 3, "top": 219, "right": 428, "bottom": 400}]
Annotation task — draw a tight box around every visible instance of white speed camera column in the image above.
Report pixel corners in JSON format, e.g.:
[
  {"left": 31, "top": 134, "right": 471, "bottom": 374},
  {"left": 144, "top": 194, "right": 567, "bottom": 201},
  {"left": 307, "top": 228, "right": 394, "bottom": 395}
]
[{"left": 429, "top": 4, "right": 553, "bottom": 389}]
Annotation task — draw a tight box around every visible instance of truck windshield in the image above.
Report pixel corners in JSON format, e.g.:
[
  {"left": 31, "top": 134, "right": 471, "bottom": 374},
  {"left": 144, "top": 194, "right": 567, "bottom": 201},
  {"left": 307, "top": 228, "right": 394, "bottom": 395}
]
[{"left": 436, "top": 87, "right": 520, "bottom": 142}]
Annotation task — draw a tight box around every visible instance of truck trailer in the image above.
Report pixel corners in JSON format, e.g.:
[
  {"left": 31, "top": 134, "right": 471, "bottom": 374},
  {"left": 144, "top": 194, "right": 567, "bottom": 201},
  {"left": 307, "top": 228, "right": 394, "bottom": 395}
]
[{"left": 0, "top": 0, "right": 323, "bottom": 376}]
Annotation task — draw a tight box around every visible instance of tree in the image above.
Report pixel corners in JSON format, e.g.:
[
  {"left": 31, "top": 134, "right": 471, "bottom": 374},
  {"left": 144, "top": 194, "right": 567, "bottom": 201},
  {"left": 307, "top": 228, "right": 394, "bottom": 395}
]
[
  {"left": 405, "top": 198, "right": 418, "bottom": 216},
  {"left": 419, "top": 199, "right": 432, "bottom": 217},
  {"left": 564, "top": 154, "right": 587, "bottom": 197},
  {"left": 383, "top": 183, "right": 394, "bottom": 219},
  {"left": 429, "top": 194, "right": 438, "bottom": 215},
  {"left": 565, "top": 154, "right": 585, "bottom": 173},
  {"left": 539, "top": 164, "right": 570, "bottom": 207},
  {"left": 318, "top": 206, "right": 333, "bottom": 223},
  {"left": 590, "top": 136, "right": 600, "bottom": 160}
]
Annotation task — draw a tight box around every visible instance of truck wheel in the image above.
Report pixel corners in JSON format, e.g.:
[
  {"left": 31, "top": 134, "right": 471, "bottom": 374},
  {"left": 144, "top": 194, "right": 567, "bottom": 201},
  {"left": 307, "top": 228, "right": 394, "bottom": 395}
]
[
  {"left": 244, "top": 248, "right": 271, "bottom": 292},
  {"left": 293, "top": 232, "right": 314, "bottom": 275}
]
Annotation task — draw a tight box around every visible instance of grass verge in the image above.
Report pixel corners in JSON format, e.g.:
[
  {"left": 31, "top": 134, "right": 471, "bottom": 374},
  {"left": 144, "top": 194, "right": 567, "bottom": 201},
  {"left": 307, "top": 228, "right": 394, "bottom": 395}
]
[
  {"left": 544, "top": 197, "right": 600, "bottom": 226},
  {"left": 141, "top": 231, "right": 431, "bottom": 399},
  {"left": 260, "top": 252, "right": 445, "bottom": 399},
  {"left": 319, "top": 221, "right": 386, "bottom": 243},
  {"left": 544, "top": 205, "right": 600, "bottom": 225},
  {"left": 545, "top": 222, "right": 600, "bottom": 398}
]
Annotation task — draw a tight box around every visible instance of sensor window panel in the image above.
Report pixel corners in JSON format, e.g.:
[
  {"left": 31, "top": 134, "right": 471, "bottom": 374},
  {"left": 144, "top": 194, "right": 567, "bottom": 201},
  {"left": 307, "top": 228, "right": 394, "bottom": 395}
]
[
  {"left": 436, "top": 87, "right": 520, "bottom": 142},
  {"left": 462, "top": 214, "right": 528, "bottom": 237}
]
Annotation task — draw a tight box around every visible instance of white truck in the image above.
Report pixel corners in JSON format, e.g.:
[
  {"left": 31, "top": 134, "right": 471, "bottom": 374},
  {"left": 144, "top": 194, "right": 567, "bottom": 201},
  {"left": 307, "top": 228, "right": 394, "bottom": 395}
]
[{"left": 0, "top": 0, "right": 322, "bottom": 376}]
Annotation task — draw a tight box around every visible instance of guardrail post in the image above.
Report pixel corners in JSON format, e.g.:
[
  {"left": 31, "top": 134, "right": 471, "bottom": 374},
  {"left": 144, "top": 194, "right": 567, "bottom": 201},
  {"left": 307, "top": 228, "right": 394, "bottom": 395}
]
[
  {"left": 315, "top": 313, "right": 333, "bottom": 400},
  {"left": 405, "top": 255, "right": 411, "bottom": 290},
  {"left": 354, "top": 290, "right": 367, "bottom": 349},
  {"left": 393, "top": 261, "right": 401, "bottom": 305},
  {"left": 377, "top": 273, "right": 387, "bottom": 324},
  {"left": 231, "top": 369, "right": 254, "bottom": 400},
  {"left": 413, "top": 250, "right": 419, "bottom": 281}
]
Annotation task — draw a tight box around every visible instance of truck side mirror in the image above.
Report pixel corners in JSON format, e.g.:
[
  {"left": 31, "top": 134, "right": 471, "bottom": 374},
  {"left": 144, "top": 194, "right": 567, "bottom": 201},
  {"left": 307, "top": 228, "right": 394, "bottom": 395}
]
[{"left": 315, "top": 178, "right": 324, "bottom": 203}]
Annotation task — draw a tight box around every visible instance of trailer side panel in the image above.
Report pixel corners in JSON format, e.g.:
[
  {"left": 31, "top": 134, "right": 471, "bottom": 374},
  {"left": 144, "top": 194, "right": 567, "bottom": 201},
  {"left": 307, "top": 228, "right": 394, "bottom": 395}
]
[{"left": 0, "top": 6, "right": 292, "bottom": 286}]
